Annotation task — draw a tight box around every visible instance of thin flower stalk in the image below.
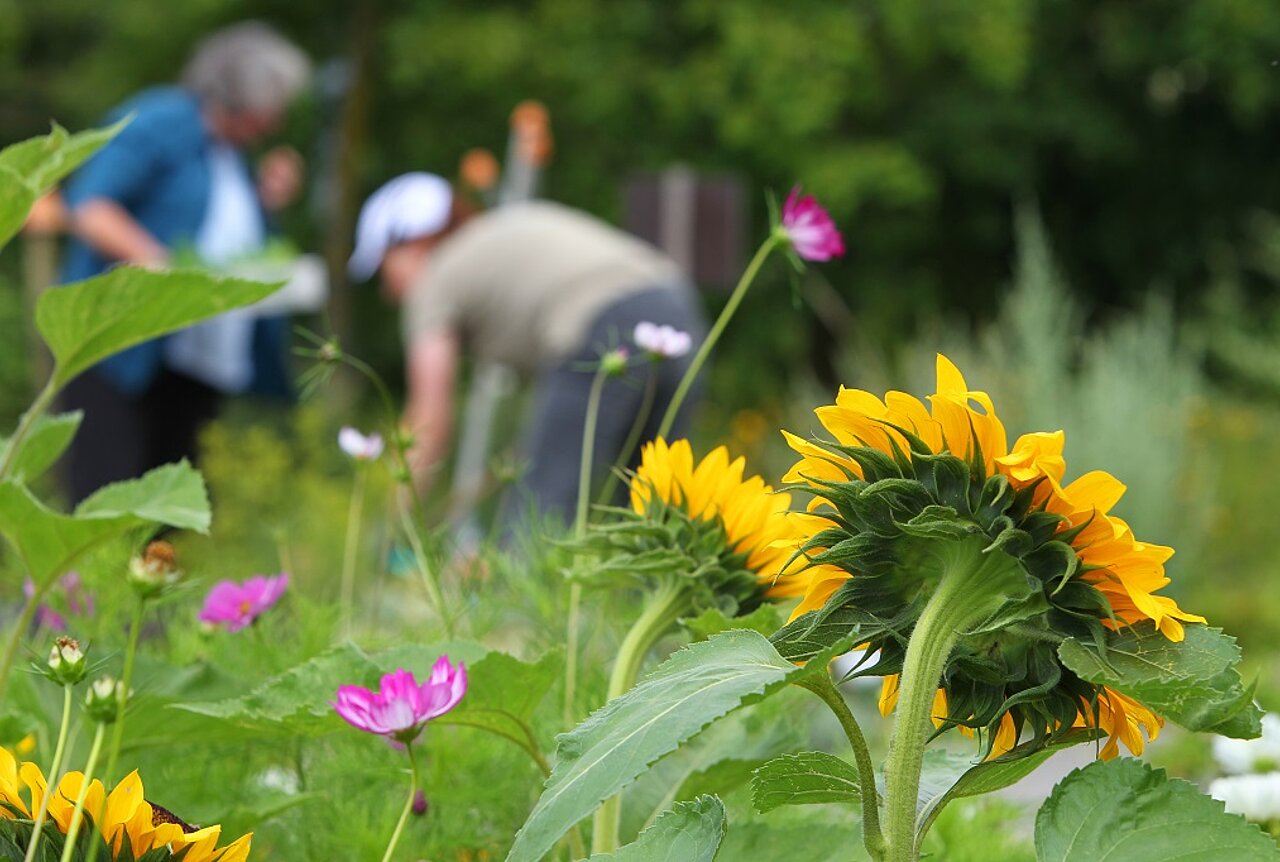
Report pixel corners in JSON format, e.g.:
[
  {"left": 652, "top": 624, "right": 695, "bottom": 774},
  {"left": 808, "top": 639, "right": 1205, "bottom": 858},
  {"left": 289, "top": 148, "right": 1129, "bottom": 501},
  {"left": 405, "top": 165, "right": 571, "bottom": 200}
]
[
  {"left": 341, "top": 466, "right": 368, "bottom": 637},
  {"left": 99, "top": 597, "right": 143, "bottom": 790},
  {"left": 379, "top": 741, "right": 420, "bottom": 862},
  {"left": 564, "top": 365, "right": 609, "bottom": 728},
  {"left": 57, "top": 722, "right": 107, "bottom": 862},
  {"left": 21, "top": 684, "right": 74, "bottom": 862}
]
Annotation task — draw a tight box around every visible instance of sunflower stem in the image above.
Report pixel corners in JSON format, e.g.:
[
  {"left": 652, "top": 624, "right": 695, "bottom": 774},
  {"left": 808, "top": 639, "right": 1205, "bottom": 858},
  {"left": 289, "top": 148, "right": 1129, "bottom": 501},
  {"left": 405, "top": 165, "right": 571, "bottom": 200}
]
[
  {"left": 380, "top": 740, "right": 420, "bottom": 862},
  {"left": 22, "top": 684, "right": 73, "bottom": 862},
  {"left": 57, "top": 721, "right": 106, "bottom": 862},
  {"left": 591, "top": 577, "right": 693, "bottom": 854},
  {"left": 563, "top": 367, "right": 609, "bottom": 728},
  {"left": 881, "top": 545, "right": 1021, "bottom": 862},
  {"left": 656, "top": 235, "right": 779, "bottom": 441},
  {"left": 797, "top": 673, "right": 885, "bottom": 860},
  {"left": 0, "top": 578, "right": 51, "bottom": 695},
  {"left": 340, "top": 465, "right": 369, "bottom": 638}
]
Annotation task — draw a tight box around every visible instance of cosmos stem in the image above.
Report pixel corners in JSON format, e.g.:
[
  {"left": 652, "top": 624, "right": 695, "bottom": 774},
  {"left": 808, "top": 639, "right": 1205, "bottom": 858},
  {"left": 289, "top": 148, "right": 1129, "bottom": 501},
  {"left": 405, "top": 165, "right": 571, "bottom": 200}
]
[
  {"left": 881, "top": 545, "right": 1021, "bottom": 862},
  {"left": 22, "top": 684, "right": 73, "bottom": 862},
  {"left": 592, "top": 577, "right": 693, "bottom": 854},
  {"left": 57, "top": 722, "right": 106, "bottom": 862},
  {"left": 380, "top": 741, "right": 420, "bottom": 862}
]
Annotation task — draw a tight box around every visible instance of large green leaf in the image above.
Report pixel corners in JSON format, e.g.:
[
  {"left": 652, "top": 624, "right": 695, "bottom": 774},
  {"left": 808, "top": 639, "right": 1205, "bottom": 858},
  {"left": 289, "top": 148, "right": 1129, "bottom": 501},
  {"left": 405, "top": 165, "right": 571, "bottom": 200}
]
[
  {"left": 584, "top": 796, "right": 726, "bottom": 862},
  {"left": 171, "top": 642, "right": 552, "bottom": 751},
  {"left": 0, "top": 462, "right": 209, "bottom": 586},
  {"left": 505, "top": 629, "right": 851, "bottom": 862},
  {"left": 0, "top": 122, "right": 123, "bottom": 248},
  {"left": 36, "top": 267, "right": 280, "bottom": 388},
  {"left": 1034, "top": 758, "right": 1278, "bottom": 861},
  {"left": 914, "top": 735, "right": 1097, "bottom": 846},
  {"left": 750, "top": 751, "right": 862, "bottom": 813},
  {"left": 0, "top": 412, "right": 82, "bottom": 482},
  {"left": 715, "top": 812, "right": 864, "bottom": 862},
  {"left": 1057, "top": 622, "right": 1263, "bottom": 737}
]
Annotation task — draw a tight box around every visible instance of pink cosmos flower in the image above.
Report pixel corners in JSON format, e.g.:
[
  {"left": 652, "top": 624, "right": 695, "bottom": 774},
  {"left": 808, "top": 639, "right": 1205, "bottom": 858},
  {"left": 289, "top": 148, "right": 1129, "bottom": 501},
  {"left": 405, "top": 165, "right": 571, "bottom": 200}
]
[
  {"left": 333, "top": 656, "right": 468, "bottom": 743},
  {"left": 780, "top": 186, "right": 845, "bottom": 262},
  {"left": 198, "top": 573, "right": 289, "bottom": 632},
  {"left": 339, "top": 427, "right": 385, "bottom": 461},
  {"left": 633, "top": 322, "right": 693, "bottom": 360}
]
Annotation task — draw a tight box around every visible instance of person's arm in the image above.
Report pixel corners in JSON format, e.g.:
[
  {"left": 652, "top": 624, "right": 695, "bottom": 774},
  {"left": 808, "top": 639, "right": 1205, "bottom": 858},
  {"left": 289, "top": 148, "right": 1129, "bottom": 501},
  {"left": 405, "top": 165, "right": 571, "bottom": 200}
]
[
  {"left": 404, "top": 327, "right": 461, "bottom": 495},
  {"left": 69, "top": 198, "right": 169, "bottom": 268}
]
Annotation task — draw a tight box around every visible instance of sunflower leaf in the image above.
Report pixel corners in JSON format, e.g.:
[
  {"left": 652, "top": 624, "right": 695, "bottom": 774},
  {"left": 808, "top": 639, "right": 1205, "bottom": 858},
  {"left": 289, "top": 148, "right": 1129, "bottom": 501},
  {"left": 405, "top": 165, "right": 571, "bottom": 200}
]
[
  {"left": 0, "top": 412, "right": 81, "bottom": 483},
  {"left": 750, "top": 751, "right": 862, "bottom": 813},
  {"left": 37, "top": 267, "right": 281, "bottom": 389},
  {"left": 0, "top": 462, "right": 209, "bottom": 587},
  {"left": 1034, "top": 758, "right": 1278, "bottom": 861},
  {"left": 505, "top": 629, "right": 855, "bottom": 862},
  {"left": 1057, "top": 622, "right": 1263, "bottom": 738},
  {"left": 583, "top": 796, "right": 726, "bottom": 862}
]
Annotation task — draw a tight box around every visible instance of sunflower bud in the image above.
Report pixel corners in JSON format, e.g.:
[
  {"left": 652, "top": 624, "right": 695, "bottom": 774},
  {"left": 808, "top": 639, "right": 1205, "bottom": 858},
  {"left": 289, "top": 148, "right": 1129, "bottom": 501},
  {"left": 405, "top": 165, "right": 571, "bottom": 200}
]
[
  {"left": 84, "top": 676, "right": 126, "bottom": 724},
  {"left": 46, "top": 636, "right": 87, "bottom": 686},
  {"left": 127, "top": 540, "right": 181, "bottom": 598}
]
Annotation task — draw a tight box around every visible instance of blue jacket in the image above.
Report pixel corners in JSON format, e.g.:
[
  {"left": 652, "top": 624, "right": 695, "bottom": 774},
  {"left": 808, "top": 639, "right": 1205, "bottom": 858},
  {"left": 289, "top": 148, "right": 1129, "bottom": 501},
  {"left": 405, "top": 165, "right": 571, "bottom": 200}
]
[
  {"left": 62, "top": 87, "right": 211, "bottom": 395},
  {"left": 61, "top": 86, "right": 293, "bottom": 399}
]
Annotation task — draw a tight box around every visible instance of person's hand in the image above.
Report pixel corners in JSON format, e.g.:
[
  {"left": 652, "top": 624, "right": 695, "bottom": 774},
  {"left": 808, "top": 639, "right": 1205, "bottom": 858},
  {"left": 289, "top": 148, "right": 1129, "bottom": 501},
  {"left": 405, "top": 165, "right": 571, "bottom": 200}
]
[{"left": 258, "top": 145, "right": 304, "bottom": 212}]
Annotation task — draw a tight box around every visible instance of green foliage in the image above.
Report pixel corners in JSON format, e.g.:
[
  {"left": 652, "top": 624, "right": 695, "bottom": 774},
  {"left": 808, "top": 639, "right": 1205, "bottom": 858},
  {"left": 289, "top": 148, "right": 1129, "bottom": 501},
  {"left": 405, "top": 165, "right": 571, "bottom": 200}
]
[
  {"left": 0, "top": 122, "right": 119, "bottom": 247},
  {"left": 683, "top": 605, "right": 783, "bottom": 641},
  {"left": 1057, "top": 622, "right": 1263, "bottom": 738},
  {"left": 0, "top": 411, "right": 80, "bottom": 482},
  {"left": 585, "top": 796, "right": 726, "bottom": 862},
  {"left": 506, "top": 630, "right": 851, "bottom": 862},
  {"left": 1034, "top": 758, "right": 1279, "bottom": 861},
  {"left": 0, "top": 462, "right": 208, "bottom": 587},
  {"left": 36, "top": 267, "right": 279, "bottom": 388},
  {"left": 750, "top": 751, "right": 861, "bottom": 813}
]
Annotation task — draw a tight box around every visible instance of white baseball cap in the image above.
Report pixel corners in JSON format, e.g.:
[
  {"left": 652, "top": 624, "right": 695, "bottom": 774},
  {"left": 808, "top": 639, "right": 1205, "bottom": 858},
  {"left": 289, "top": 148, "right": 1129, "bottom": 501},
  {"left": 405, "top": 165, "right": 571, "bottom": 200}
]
[{"left": 348, "top": 172, "right": 453, "bottom": 280}]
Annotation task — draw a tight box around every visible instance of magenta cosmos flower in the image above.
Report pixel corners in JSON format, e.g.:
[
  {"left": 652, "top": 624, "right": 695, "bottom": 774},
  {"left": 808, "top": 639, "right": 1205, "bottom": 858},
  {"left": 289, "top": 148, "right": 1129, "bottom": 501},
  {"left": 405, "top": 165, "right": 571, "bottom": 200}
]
[
  {"left": 198, "top": 573, "right": 289, "bottom": 632},
  {"left": 333, "top": 656, "right": 467, "bottom": 743},
  {"left": 780, "top": 186, "right": 845, "bottom": 262}
]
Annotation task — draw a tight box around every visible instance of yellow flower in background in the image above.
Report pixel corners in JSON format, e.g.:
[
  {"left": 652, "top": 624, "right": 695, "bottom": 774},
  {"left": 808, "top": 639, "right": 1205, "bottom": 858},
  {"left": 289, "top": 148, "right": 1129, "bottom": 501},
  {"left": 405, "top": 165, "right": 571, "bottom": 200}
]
[
  {"left": 781, "top": 354, "right": 1207, "bottom": 759},
  {"left": 632, "top": 438, "right": 808, "bottom": 601},
  {"left": 0, "top": 747, "right": 251, "bottom": 861}
]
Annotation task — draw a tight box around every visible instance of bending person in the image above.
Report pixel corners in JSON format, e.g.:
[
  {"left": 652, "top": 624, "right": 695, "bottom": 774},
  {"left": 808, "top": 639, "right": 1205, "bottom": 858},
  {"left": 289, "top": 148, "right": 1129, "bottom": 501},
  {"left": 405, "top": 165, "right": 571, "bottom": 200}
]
[{"left": 349, "top": 174, "right": 707, "bottom": 526}]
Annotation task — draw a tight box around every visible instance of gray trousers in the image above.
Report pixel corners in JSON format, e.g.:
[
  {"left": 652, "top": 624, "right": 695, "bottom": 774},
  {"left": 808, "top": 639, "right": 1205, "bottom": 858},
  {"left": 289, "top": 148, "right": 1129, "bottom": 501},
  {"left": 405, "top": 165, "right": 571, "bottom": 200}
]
[{"left": 515, "top": 285, "right": 707, "bottom": 527}]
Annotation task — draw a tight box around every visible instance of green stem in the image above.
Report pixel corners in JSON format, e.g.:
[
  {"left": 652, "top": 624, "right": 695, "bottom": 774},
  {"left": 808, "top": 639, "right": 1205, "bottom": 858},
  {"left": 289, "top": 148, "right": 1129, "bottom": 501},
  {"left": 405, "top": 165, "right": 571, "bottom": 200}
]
[
  {"left": 0, "top": 378, "right": 57, "bottom": 481},
  {"left": 379, "top": 741, "right": 420, "bottom": 862},
  {"left": 881, "top": 548, "right": 1018, "bottom": 862},
  {"left": 797, "top": 673, "right": 885, "bottom": 860},
  {"left": 341, "top": 467, "right": 369, "bottom": 637},
  {"left": 596, "top": 368, "right": 657, "bottom": 507},
  {"left": 591, "top": 579, "right": 692, "bottom": 855},
  {"left": 563, "top": 368, "right": 609, "bottom": 729},
  {"left": 100, "top": 598, "right": 144, "bottom": 790},
  {"left": 656, "top": 236, "right": 779, "bottom": 441},
  {"left": 22, "top": 685, "right": 73, "bottom": 862},
  {"left": 57, "top": 722, "right": 106, "bottom": 862},
  {"left": 0, "top": 578, "right": 51, "bottom": 694},
  {"left": 398, "top": 503, "right": 454, "bottom": 639}
]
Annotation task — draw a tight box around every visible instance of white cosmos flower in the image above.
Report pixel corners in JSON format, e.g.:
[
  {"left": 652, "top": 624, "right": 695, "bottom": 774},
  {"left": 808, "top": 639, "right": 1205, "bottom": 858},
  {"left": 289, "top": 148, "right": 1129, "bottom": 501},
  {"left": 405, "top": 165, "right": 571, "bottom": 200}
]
[
  {"left": 634, "top": 321, "right": 693, "bottom": 360},
  {"left": 1209, "top": 773, "right": 1280, "bottom": 822},
  {"left": 1214, "top": 713, "right": 1280, "bottom": 775},
  {"left": 339, "top": 427, "right": 385, "bottom": 461}
]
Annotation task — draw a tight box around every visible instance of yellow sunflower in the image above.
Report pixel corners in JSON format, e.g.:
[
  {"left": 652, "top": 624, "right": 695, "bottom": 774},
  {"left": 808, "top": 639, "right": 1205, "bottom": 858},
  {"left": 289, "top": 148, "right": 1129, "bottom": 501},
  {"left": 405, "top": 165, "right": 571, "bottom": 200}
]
[
  {"left": 631, "top": 438, "right": 809, "bottom": 602},
  {"left": 0, "top": 747, "right": 251, "bottom": 861},
  {"left": 781, "top": 354, "right": 1205, "bottom": 759}
]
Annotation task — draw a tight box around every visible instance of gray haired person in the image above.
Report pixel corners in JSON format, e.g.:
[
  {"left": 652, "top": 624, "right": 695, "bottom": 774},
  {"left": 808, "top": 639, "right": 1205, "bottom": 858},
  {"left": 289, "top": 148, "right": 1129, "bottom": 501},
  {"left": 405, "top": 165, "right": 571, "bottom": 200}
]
[{"left": 58, "top": 22, "right": 310, "bottom": 502}]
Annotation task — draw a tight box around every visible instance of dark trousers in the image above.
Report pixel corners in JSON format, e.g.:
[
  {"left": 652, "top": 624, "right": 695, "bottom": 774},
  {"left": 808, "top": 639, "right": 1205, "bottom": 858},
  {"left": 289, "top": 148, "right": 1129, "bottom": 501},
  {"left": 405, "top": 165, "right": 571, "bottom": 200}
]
[
  {"left": 61, "top": 368, "right": 222, "bottom": 505},
  {"left": 516, "top": 286, "right": 707, "bottom": 526}
]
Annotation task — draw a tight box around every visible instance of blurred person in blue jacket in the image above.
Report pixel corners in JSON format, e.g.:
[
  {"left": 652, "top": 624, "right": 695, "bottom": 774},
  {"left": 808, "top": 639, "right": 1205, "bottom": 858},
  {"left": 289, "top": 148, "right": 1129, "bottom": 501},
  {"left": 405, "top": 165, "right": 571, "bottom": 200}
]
[{"left": 58, "top": 22, "right": 310, "bottom": 503}]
